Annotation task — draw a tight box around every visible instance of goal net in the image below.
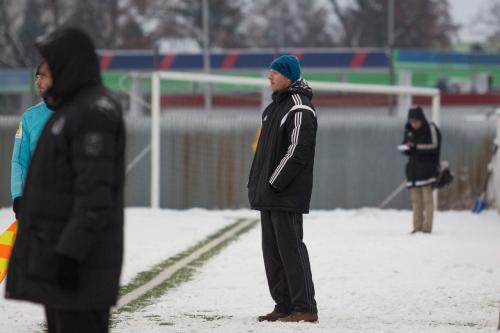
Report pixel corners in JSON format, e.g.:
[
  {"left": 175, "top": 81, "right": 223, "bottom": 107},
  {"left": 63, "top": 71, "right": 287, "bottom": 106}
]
[{"left": 121, "top": 70, "right": 442, "bottom": 210}]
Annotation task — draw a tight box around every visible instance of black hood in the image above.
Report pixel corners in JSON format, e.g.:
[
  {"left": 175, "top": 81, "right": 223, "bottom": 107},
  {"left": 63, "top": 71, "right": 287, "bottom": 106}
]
[
  {"left": 35, "top": 27, "right": 101, "bottom": 109},
  {"left": 273, "top": 78, "right": 313, "bottom": 101},
  {"left": 407, "top": 106, "right": 427, "bottom": 123},
  {"left": 406, "top": 106, "right": 429, "bottom": 130}
]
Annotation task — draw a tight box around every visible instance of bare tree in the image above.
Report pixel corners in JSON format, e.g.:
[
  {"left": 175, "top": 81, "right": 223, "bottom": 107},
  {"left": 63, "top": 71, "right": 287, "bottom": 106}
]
[
  {"left": 0, "top": 0, "right": 153, "bottom": 67},
  {"left": 0, "top": 0, "right": 62, "bottom": 67},
  {"left": 472, "top": 0, "right": 500, "bottom": 46},
  {"left": 0, "top": 0, "right": 461, "bottom": 69},
  {"left": 240, "top": 0, "right": 337, "bottom": 49},
  {"left": 0, "top": 0, "right": 29, "bottom": 67},
  {"left": 64, "top": 1, "right": 137, "bottom": 49},
  {"left": 330, "top": 0, "right": 458, "bottom": 48},
  {"left": 142, "top": 0, "right": 247, "bottom": 49}
]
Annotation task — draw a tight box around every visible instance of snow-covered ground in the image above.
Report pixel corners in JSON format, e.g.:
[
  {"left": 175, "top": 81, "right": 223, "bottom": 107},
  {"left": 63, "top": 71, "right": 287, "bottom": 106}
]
[
  {"left": 1, "top": 208, "right": 500, "bottom": 332},
  {"left": 0, "top": 208, "right": 256, "bottom": 332}
]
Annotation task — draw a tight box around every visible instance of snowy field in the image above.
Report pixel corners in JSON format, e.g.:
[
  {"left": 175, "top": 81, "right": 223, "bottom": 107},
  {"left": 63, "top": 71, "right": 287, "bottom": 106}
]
[{"left": 1, "top": 208, "right": 500, "bottom": 332}]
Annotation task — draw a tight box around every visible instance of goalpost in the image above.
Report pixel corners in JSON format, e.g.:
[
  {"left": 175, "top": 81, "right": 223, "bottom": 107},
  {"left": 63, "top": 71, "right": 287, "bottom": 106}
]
[
  {"left": 149, "top": 71, "right": 441, "bottom": 209},
  {"left": 496, "top": 109, "right": 500, "bottom": 216}
]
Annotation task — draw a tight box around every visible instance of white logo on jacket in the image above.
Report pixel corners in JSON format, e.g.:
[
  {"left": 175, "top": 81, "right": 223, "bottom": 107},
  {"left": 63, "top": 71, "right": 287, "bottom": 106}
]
[
  {"left": 51, "top": 116, "right": 65, "bottom": 135},
  {"left": 95, "top": 97, "right": 114, "bottom": 112}
]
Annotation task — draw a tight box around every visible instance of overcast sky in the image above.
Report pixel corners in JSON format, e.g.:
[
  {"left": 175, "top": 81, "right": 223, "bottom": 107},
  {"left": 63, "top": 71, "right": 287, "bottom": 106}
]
[{"left": 449, "top": 0, "right": 492, "bottom": 42}]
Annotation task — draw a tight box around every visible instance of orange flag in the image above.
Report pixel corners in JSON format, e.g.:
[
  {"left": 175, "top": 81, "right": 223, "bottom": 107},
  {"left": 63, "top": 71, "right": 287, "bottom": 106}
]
[{"left": 0, "top": 221, "right": 18, "bottom": 283}]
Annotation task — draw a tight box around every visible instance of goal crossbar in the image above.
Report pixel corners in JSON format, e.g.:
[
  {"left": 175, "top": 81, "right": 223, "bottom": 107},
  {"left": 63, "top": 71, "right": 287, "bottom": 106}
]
[
  {"left": 150, "top": 70, "right": 441, "bottom": 208},
  {"left": 155, "top": 70, "right": 440, "bottom": 96}
]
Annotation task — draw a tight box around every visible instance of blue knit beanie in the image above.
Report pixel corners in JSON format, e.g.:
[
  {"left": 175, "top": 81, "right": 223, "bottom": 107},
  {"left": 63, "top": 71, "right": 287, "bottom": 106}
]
[{"left": 269, "top": 55, "right": 301, "bottom": 82}]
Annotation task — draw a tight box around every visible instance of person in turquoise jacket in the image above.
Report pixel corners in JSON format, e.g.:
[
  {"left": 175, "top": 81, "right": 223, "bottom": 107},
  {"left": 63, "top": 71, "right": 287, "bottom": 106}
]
[{"left": 11, "top": 62, "right": 54, "bottom": 217}]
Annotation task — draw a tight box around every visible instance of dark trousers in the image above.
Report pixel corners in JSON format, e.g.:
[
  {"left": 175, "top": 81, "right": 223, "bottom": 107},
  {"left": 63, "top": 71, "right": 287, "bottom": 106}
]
[
  {"left": 45, "top": 307, "right": 110, "bottom": 333},
  {"left": 260, "top": 210, "right": 317, "bottom": 314}
]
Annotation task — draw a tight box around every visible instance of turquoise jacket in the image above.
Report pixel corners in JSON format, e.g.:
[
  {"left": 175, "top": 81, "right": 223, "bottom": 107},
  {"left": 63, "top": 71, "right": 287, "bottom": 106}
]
[{"left": 11, "top": 102, "right": 54, "bottom": 200}]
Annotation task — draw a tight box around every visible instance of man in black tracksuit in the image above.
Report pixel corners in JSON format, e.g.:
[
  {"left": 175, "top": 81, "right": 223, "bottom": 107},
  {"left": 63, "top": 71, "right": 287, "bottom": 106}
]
[
  {"left": 248, "top": 55, "right": 318, "bottom": 323},
  {"left": 401, "top": 106, "right": 441, "bottom": 233},
  {"left": 5, "top": 28, "right": 125, "bottom": 333}
]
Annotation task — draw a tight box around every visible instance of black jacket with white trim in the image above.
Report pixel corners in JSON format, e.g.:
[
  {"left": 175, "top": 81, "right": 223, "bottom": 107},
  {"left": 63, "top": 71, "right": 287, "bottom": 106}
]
[
  {"left": 402, "top": 108, "right": 441, "bottom": 188},
  {"left": 248, "top": 79, "right": 317, "bottom": 213}
]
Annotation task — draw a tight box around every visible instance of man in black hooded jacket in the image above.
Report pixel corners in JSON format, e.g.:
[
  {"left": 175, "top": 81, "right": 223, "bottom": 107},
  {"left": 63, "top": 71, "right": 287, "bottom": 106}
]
[
  {"left": 248, "top": 55, "right": 318, "bottom": 323},
  {"left": 401, "top": 106, "right": 441, "bottom": 233},
  {"left": 5, "top": 27, "right": 125, "bottom": 333}
]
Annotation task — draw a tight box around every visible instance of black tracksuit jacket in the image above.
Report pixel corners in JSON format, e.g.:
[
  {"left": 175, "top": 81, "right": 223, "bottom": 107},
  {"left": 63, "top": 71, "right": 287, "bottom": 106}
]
[
  {"left": 248, "top": 79, "right": 317, "bottom": 214},
  {"left": 402, "top": 109, "right": 441, "bottom": 188}
]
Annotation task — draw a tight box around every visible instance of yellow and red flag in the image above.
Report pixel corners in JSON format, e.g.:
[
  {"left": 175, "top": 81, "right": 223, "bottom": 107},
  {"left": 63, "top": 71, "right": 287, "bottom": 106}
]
[{"left": 0, "top": 221, "right": 17, "bottom": 283}]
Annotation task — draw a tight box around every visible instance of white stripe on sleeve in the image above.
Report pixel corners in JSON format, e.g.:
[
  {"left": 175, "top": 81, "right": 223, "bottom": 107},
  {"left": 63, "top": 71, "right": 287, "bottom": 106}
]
[{"left": 269, "top": 111, "right": 302, "bottom": 185}]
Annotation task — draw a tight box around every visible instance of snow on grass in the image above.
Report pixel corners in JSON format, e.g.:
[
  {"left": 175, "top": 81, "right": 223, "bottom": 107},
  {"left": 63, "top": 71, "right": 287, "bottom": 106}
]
[
  {"left": 113, "top": 209, "right": 500, "bottom": 333},
  {"left": 120, "top": 208, "right": 256, "bottom": 285},
  {"left": 116, "top": 219, "right": 258, "bottom": 313},
  {"left": 0, "top": 207, "right": 256, "bottom": 333},
  {"left": 1, "top": 208, "right": 499, "bottom": 332}
]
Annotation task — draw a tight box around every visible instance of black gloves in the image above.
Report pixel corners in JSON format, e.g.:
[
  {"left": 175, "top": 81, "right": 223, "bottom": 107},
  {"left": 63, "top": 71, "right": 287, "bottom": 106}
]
[
  {"left": 56, "top": 254, "right": 80, "bottom": 291},
  {"left": 13, "top": 197, "right": 21, "bottom": 220}
]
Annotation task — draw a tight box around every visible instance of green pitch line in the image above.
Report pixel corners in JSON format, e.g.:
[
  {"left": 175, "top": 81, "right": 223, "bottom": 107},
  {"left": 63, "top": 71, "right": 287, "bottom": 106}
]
[{"left": 113, "top": 218, "right": 258, "bottom": 315}]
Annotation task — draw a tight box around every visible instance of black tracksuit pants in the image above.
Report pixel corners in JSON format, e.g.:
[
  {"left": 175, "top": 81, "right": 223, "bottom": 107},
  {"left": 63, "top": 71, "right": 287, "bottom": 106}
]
[
  {"left": 260, "top": 210, "right": 317, "bottom": 314},
  {"left": 45, "top": 307, "right": 110, "bottom": 333}
]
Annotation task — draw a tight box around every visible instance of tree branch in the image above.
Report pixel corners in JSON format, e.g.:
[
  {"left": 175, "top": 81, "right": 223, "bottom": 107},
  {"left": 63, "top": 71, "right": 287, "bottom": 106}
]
[{"left": 0, "top": 0, "right": 28, "bottom": 67}]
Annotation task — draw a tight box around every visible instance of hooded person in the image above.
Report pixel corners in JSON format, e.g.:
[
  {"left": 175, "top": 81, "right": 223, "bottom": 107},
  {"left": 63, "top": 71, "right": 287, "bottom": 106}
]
[
  {"left": 5, "top": 27, "right": 125, "bottom": 333},
  {"left": 401, "top": 106, "right": 441, "bottom": 233},
  {"left": 248, "top": 54, "right": 318, "bottom": 323}
]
